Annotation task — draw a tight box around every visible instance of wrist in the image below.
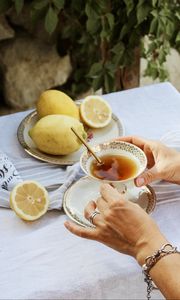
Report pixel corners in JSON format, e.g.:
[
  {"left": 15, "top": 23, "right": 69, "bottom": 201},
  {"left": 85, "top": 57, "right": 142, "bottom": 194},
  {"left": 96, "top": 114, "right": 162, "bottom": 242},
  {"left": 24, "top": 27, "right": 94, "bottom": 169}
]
[{"left": 135, "top": 234, "right": 168, "bottom": 266}]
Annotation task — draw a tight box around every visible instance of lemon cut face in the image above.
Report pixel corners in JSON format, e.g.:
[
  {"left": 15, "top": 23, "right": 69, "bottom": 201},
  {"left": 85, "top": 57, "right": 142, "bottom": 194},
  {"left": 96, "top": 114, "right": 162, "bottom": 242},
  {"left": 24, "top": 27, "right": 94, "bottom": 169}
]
[
  {"left": 80, "top": 95, "right": 112, "bottom": 128},
  {"left": 10, "top": 181, "right": 49, "bottom": 221}
]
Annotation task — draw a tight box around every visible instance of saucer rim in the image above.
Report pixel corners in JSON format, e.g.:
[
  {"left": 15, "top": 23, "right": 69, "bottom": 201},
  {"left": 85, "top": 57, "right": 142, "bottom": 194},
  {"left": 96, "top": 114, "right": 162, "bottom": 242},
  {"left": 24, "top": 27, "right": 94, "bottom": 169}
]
[{"left": 63, "top": 176, "right": 156, "bottom": 228}]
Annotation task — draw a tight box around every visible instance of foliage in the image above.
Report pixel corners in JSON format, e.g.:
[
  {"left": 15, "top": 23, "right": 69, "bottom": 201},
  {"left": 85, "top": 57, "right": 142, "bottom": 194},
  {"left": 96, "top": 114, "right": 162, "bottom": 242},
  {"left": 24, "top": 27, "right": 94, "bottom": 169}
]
[{"left": 0, "top": 0, "right": 179, "bottom": 96}]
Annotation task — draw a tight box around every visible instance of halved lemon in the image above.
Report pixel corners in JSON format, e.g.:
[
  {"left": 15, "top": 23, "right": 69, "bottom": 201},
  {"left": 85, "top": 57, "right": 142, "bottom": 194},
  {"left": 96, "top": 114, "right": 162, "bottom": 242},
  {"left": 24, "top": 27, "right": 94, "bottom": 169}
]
[
  {"left": 80, "top": 95, "right": 112, "bottom": 128},
  {"left": 10, "top": 180, "right": 49, "bottom": 221}
]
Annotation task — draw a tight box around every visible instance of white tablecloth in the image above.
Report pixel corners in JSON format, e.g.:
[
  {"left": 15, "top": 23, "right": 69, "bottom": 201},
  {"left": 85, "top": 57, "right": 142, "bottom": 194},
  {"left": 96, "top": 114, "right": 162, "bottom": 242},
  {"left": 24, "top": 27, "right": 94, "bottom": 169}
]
[{"left": 1, "top": 82, "right": 180, "bottom": 299}]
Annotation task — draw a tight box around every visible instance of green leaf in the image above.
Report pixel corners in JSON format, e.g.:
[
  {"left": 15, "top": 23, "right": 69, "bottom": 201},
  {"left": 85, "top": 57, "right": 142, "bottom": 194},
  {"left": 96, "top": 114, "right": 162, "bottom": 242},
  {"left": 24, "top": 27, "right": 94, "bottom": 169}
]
[
  {"left": 111, "top": 42, "right": 125, "bottom": 56},
  {"left": 0, "top": 0, "right": 12, "bottom": 13},
  {"left": 151, "top": 9, "right": 158, "bottom": 18},
  {"left": 96, "top": 0, "right": 107, "bottom": 12},
  {"left": 158, "top": 51, "right": 166, "bottom": 64},
  {"left": 88, "top": 62, "right": 102, "bottom": 78},
  {"left": 123, "top": 0, "right": 134, "bottom": 16},
  {"left": 106, "top": 13, "right": 114, "bottom": 30},
  {"left": 136, "top": 2, "right": 151, "bottom": 24},
  {"left": 100, "top": 28, "right": 109, "bottom": 40},
  {"left": 147, "top": 41, "right": 157, "bottom": 54},
  {"left": 176, "top": 32, "right": 180, "bottom": 43},
  {"left": 159, "top": 67, "right": 169, "bottom": 81},
  {"left": 150, "top": 18, "right": 158, "bottom": 33},
  {"left": 104, "top": 73, "right": 115, "bottom": 93},
  {"left": 14, "top": 0, "right": 24, "bottom": 14},
  {"left": 32, "top": 0, "right": 48, "bottom": 10},
  {"left": 120, "top": 24, "right": 129, "bottom": 39},
  {"left": 151, "top": 64, "right": 158, "bottom": 80},
  {"left": 92, "top": 75, "right": 103, "bottom": 91},
  {"left": 157, "top": 19, "right": 164, "bottom": 37},
  {"left": 86, "top": 19, "right": 99, "bottom": 35},
  {"left": 166, "top": 21, "right": 174, "bottom": 37},
  {"left": 53, "top": 0, "right": 64, "bottom": 10},
  {"left": 111, "top": 43, "right": 125, "bottom": 67},
  {"left": 137, "top": 0, "right": 145, "bottom": 6},
  {"left": 152, "top": 0, "right": 158, "bottom": 7},
  {"left": 61, "top": 24, "right": 74, "bottom": 38},
  {"left": 159, "top": 15, "right": 166, "bottom": 26},
  {"left": 45, "top": 6, "right": 58, "bottom": 34},
  {"left": 85, "top": 3, "right": 99, "bottom": 19},
  {"left": 175, "top": 11, "right": 180, "bottom": 21},
  {"left": 105, "top": 62, "right": 116, "bottom": 75},
  {"left": 144, "top": 62, "right": 158, "bottom": 80}
]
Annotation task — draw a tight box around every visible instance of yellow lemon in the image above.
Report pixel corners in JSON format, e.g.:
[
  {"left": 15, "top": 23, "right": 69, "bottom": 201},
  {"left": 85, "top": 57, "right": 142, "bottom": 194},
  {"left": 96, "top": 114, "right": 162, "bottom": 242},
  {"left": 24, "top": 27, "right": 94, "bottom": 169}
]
[
  {"left": 36, "top": 90, "right": 79, "bottom": 119},
  {"left": 10, "top": 180, "right": 49, "bottom": 221},
  {"left": 80, "top": 95, "right": 112, "bottom": 128},
  {"left": 29, "top": 114, "right": 87, "bottom": 155}
]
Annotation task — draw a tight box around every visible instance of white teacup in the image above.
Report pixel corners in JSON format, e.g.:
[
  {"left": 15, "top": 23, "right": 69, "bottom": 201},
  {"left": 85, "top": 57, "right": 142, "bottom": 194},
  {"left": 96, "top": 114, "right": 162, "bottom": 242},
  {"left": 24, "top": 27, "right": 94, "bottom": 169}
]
[{"left": 80, "top": 141, "right": 147, "bottom": 202}]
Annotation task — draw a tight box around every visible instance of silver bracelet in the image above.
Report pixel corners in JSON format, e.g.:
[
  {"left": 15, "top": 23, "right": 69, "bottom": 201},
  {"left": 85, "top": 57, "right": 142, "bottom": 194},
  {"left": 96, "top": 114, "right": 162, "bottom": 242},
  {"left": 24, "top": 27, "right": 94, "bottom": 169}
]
[{"left": 142, "top": 243, "right": 180, "bottom": 300}]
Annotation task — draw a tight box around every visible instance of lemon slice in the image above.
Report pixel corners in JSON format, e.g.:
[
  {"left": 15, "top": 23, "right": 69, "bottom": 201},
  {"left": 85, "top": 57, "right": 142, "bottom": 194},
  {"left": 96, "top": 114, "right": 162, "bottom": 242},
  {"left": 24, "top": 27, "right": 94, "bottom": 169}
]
[
  {"left": 80, "top": 95, "right": 112, "bottom": 128},
  {"left": 10, "top": 180, "right": 49, "bottom": 221}
]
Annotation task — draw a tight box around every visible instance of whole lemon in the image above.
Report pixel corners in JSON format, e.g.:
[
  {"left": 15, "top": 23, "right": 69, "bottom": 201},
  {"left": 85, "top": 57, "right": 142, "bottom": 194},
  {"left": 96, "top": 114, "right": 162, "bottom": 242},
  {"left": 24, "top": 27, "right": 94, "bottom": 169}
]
[
  {"left": 29, "top": 115, "right": 86, "bottom": 155},
  {"left": 36, "top": 90, "right": 79, "bottom": 120}
]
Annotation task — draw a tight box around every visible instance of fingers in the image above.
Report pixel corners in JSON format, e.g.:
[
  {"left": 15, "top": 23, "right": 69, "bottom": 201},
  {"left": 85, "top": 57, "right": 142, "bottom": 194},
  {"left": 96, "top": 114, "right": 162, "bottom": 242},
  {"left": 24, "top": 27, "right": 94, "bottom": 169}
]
[
  {"left": 64, "top": 221, "right": 98, "bottom": 240},
  {"left": 116, "top": 136, "right": 150, "bottom": 150},
  {"left": 135, "top": 166, "right": 159, "bottom": 187},
  {"left": 100, "top": 183, "right": 126, "bottom": 204},
  {"left": 116, "top": 136, "right": 155, "bottom": 168},
  {"left": 84, "top": 200, "right": 102, "bottom": 226},
  {"left": 96, "top": 197, "right": 108, "bottom": 212}
]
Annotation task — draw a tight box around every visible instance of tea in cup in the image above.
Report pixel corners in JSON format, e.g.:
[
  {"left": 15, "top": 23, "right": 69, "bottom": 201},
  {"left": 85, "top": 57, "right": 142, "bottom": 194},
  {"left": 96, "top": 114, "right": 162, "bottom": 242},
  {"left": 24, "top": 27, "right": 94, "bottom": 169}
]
[{"left": 80, "top": 141, "right": 147, "bottom": 202}]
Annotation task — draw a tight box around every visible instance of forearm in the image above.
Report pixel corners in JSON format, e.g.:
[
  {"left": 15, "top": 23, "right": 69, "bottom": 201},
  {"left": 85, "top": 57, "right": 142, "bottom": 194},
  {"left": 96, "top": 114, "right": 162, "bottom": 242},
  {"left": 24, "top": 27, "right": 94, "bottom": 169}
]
[
  {"left": 150, "top": 253, "right": 180, "bottom": 299},
  {"left": 136, "top": 236, "right": 180, "bottom": 299}
]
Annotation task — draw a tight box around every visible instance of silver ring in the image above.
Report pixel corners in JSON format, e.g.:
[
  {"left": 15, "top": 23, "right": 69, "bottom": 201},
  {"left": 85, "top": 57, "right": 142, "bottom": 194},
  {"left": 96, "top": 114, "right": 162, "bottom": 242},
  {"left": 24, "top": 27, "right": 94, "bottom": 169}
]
[{"left": 89, "top": 210, "right": 100, "bottom": 225}]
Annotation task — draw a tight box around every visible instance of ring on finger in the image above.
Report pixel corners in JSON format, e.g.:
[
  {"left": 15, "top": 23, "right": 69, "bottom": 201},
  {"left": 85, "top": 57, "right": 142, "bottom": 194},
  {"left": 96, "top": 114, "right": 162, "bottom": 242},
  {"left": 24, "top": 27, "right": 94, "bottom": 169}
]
[{"left": 89, "top": 210, "right": 100, "bottom": 225}]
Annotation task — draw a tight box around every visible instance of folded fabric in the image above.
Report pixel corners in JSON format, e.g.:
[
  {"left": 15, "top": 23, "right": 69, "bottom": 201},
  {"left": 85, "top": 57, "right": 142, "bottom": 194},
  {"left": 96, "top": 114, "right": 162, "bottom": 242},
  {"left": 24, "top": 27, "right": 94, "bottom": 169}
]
[
  {"left": 150, "top": 129, "right": 180, "bottom": 205},
  {"left": 1, "top": 129, "right": 180, "bottom": 211},
  {"left": 160, "top": 129, "right": 180, "bottom": 152},
  {"left": 1, "top": 158, "right": 84, "bottom": 210},
  {"left": 0, "top": 151, "right": 22, "bottom": 191},
  {"left": 153, "top": 181, "right": 180, "bottom": 205}
]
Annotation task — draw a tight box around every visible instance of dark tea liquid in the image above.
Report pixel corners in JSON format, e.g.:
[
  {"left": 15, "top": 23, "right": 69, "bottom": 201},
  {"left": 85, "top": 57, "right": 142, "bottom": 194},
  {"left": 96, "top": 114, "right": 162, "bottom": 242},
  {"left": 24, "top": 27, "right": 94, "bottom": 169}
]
[{"left": 90, "top": 155, "right": 138, "bottom": 181}]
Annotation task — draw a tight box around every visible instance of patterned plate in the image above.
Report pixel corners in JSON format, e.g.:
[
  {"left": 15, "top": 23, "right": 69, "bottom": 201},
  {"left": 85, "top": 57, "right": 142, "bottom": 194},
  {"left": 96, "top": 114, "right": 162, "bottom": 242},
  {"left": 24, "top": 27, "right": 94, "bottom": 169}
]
[
  {"left": 63, "top": 176, "right": 156, "bottom": 228},
  {"left": 17, "top": 110, "right": 124, "bottom": 165}
]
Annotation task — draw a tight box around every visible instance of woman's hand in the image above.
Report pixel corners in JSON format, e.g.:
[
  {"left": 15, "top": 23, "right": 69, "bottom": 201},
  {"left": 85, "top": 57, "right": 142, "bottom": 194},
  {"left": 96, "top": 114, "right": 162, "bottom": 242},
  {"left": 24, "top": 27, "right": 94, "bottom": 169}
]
[
  {"left": 64, "top": 184, "right": 167, "bottom": 265},
  {"left": 118, "top": 136, "right": 180, "bottom": 187}
]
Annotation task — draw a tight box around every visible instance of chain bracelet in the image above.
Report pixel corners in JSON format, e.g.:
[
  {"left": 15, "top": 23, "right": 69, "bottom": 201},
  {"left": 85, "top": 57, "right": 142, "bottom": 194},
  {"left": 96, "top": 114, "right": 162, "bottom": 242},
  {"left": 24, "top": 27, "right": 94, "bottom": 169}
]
[
  {"left": 144, "top": 275, "right": 153, "bottom": 300},
  {"left": 142, "top": 243, "right": 180, "bottom": 300}
]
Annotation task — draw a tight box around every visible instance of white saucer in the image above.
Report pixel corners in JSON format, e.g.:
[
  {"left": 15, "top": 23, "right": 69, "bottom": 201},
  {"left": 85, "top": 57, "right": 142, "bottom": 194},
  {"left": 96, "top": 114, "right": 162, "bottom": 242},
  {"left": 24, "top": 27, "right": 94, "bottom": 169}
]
[{"left": 63, "top": 176, "right": 156, "bottom": 227}]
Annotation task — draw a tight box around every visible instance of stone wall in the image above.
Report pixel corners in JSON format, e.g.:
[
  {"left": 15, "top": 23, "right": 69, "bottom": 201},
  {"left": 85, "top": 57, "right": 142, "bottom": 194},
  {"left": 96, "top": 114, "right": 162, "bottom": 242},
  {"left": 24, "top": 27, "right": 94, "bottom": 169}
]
[{"left": 0, "top": 13, "right": 72, "bottom": 115}]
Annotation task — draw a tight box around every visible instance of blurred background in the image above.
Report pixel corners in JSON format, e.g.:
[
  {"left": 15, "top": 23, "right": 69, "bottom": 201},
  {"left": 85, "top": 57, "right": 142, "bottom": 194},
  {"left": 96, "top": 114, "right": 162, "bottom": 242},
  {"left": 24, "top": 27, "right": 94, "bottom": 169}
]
[{"left": 0, "top": 0, "right": 179, "bottom": 115}]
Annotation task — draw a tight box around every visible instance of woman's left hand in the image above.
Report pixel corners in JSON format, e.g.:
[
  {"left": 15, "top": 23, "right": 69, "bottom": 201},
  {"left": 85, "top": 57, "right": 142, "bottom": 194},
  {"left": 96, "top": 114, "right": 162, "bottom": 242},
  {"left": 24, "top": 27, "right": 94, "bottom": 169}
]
[{"left": 64, "top": 183, "right": 167, "bottom": 265}]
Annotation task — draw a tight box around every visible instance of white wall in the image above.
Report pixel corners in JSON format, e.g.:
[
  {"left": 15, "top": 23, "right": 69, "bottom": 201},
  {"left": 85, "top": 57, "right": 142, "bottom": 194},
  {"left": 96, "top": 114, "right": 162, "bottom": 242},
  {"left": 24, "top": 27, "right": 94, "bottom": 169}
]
[{"left": 140, "top": 49, "right": 180, "bottom": 92}]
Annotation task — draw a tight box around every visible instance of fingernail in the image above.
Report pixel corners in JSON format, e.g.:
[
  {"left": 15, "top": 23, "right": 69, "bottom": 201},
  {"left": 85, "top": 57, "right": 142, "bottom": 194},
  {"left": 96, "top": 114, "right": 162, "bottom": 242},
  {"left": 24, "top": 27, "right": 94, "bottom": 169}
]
[{"left": 136, "top": 177, "right": 145, "bottom": 186}]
